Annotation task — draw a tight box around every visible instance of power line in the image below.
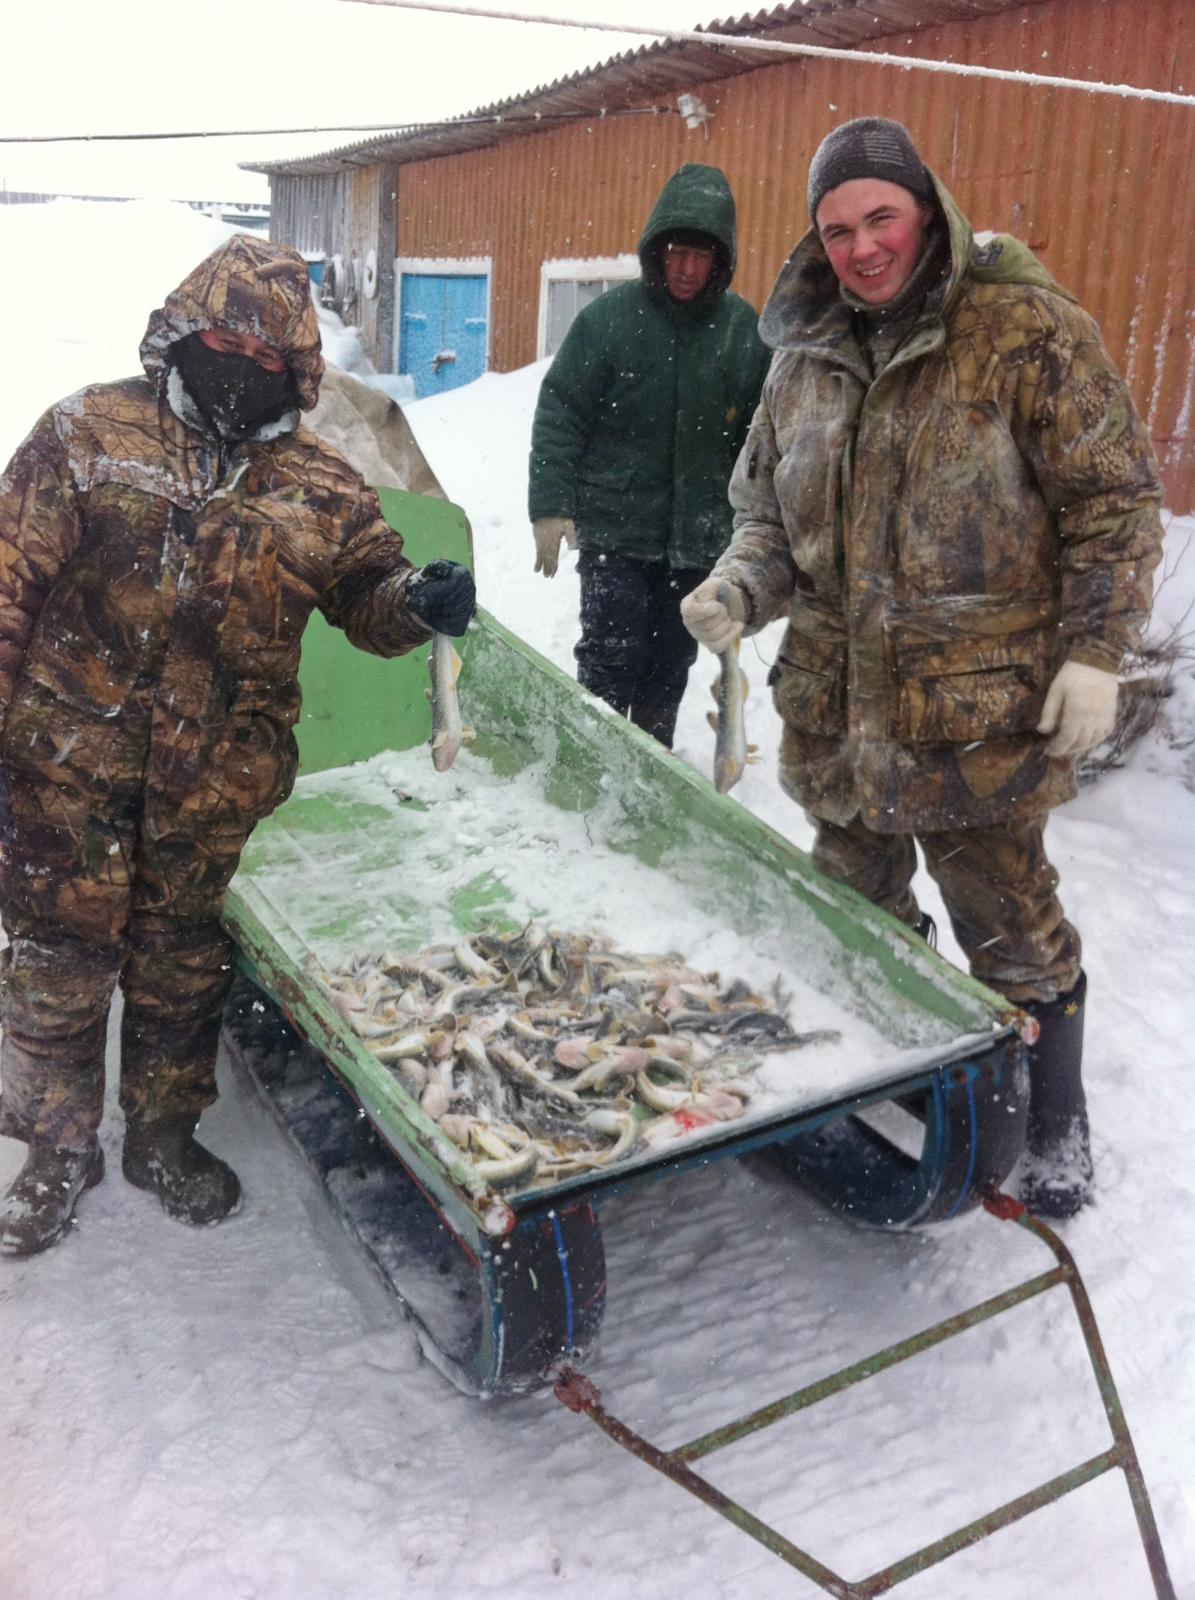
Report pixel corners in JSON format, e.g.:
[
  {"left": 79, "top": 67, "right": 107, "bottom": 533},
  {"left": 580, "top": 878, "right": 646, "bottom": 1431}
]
[
  {"left": 0, "top": 106, "right": 669, "bottom": 146},
  {"left": 339, "top": 0, "right": 1195, "bottom": 111},
  {"left": 5, "top": 3, "right": 1188, "bottom": 151}
]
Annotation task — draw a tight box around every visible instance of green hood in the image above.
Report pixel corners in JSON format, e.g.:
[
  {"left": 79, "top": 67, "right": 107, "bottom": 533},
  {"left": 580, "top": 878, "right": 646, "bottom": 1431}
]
[
  {"left": 759, "top": 172, "right": 1073, "bottom": 354},
  {"left": 638, "top": 163, "right": 737, "bottom": 301}
]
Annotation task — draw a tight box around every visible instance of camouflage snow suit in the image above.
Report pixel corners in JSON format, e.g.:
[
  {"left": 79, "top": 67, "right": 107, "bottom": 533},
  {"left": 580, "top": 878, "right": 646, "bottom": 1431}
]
[
  {"left": 714, "top": 180, "right": 1163, "bottom": 1001},
  {"left": 0, "top": 235, "right": 432, "bottom": 1149}
]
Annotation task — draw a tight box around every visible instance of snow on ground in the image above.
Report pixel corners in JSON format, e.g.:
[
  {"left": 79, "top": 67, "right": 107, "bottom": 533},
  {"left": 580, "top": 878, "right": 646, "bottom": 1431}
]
[{"left": 0, "top": 203, "right": 1192, "bottom": 1600}]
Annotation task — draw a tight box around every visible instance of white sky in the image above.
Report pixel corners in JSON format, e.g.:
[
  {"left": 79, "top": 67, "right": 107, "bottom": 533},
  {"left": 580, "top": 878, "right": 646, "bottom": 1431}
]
[{"left": 2, "top": 0, "right": 715, "bottom": 202}]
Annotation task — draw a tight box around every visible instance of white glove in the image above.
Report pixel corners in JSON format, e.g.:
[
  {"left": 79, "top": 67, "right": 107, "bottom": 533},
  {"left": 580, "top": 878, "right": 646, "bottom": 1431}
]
[
  {"left": 532, "top": 517, "right": 576, "bottom": 578},
  {"left": 681, "top": 577, "right": 748, "bottom": 653},
  {"left": 1036, "top": 660, "right": 1119, "bottom": 756}
]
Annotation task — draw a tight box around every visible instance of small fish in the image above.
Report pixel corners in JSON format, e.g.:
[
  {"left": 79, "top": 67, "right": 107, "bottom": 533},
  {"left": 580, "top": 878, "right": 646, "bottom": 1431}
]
[
  {"left": 557, "top": 1045, "right": 648, "bottom": 1096},
  {"left": 636, "top": 1062, "right": 694, "bottom": 1114},
  {"left": 455, "top": 1031, "right": 514, "bottom": 1113},
  {"left": 535, "top": 1108, "right": 641, "bottom": 1177},
  {"left": 487, "top": 1041, "right": 585, "bottom": 1109},
  {"left": 371, "top": 1026, "right": 448, "bottom": 1062},
  {"left": 718, "top": 1011, "right": 843, "bottom": 1051},
  {"left": 454, "top": 940, "right": 502, "bottom": 981},
  {"left": 642, "top": 1034, "right": 697, "bottom": 1063},
  {"left": 709, "top": 632, "right": 749, "bottom": 795},
  {"left": 468, "top": 1123, "right": 539, "bottom": 1188},
  {"left": 582, "top": 1108, "right": 640, "bottom": 1164},
  {"left": 420, "top": 1080, "right": 451, "bottom": 1121},
  {"left": 393, "top": 1056, "right": 428, "bottom": 1090},
  {"left": 431, "top": 980, "right": 500, "bottom": 1019},
  {"left": 691, "top": 1086, "right": 747, "bottom": 1121},
  {"left": 508, "top": 1011, "right": 557, "bottom": 1044},
  {"left": 553, "top": 1037, "right": 599, "bottom": 1071},
  {"left": 428, "top": 631, "right": 466, "bottom": 772}
]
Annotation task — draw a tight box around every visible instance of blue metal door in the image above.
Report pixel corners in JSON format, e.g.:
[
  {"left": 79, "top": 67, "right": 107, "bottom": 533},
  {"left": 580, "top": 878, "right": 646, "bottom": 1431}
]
[{"left": 398, "top": 273, "right": 488, "bottom": 398}]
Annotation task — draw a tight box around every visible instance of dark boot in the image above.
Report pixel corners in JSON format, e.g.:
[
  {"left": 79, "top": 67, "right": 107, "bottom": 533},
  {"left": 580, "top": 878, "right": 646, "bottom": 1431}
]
[
  {"left": 122, "top": 1115, "right": 241, "bottom": 1225},
  {"left": 629, "top": 701, "right": 680, "bottom": 749},
  {"left": 912, "top": 912, "right": 938, "bottom": 948},
  {"left": 1019, "top": 971, "right": 1093, "bottom": 1219},
  {"left": 0, "top": 1141, "right": 105, "bottom": 1257}
]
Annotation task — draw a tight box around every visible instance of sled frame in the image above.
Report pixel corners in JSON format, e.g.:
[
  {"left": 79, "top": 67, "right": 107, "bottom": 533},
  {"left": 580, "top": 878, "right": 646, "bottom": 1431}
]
[{"left": 554, "top": 1191, "right": 1175, "bottom": 1600}]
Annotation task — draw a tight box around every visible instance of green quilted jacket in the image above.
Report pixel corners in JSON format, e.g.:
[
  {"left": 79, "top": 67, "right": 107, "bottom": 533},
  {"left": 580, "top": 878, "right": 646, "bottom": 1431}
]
[{"left": 528, "top": 164, "right": 770, "bottom": 569}]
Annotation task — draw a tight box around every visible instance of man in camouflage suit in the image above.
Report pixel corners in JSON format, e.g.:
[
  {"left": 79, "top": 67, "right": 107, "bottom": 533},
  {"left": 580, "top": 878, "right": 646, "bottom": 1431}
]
[
  {"left": 0, "top": 235, "right": 475, "bottom": 1255},
  {"left": 682, "top": 119, "right": 1163, "bottom": 1217}
]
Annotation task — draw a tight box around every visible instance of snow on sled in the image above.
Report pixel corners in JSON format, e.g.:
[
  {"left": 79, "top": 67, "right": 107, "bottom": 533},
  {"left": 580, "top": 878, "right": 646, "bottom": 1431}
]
[{"left": 221, "top": 489, "right": 1032, "bottom": 1399}]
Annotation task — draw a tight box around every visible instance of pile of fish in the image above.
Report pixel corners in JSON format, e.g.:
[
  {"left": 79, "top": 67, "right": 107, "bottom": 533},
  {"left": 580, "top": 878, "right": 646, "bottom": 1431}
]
[{"left": 309, "top": 925, "right": 840, "bottom": 1191}]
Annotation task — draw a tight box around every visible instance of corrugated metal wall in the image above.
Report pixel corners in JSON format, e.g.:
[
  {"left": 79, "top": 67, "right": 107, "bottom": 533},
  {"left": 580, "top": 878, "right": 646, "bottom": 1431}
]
[
  {"left": 396, "top": 0, "right": 1193, "bottom": 508},
  {"left": 270, "top": 167, "right": 397, "bottom": 370},
  {"left": 270, "top": 172, "right": 345, "bottom": 258}
]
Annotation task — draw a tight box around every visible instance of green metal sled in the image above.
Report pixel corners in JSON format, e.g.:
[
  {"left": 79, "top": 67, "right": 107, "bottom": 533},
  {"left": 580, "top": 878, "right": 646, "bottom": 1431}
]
[
  {"left": 219, "top": 489, "right": 1175, "bottom": 1596},
  {"left": 221, "top": 488, "right": 1032, "bottom": 1396}
]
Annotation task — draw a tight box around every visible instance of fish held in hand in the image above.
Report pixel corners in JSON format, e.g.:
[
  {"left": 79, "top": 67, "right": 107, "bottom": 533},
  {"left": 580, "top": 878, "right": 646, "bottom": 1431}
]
[
  {"left": 427, "top": 631, "right": 474, "bottom": 772},
  {"left": 710, "top": 630, "right": 749, "bottom": 795}
]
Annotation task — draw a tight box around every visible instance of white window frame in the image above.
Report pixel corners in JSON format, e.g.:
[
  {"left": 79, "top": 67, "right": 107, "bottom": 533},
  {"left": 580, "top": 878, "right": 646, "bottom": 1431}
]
[
  {"left": 392, "top": 256, "right": 493, "bottom": 376},
  {"left": 536, "top": 255, "right": 639, "bottom": 360}
]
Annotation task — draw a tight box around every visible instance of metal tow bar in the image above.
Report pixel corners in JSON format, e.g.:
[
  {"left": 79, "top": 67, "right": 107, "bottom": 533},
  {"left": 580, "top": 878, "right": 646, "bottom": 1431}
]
[{"left": 554, "top": 1190, "right": 1176, "bottom": 1599}]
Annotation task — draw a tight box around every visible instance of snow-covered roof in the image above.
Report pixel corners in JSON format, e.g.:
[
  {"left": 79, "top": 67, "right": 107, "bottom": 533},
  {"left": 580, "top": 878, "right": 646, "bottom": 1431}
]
[{"left": 242, "top": 0, "right": 1041, "bottom": 177}]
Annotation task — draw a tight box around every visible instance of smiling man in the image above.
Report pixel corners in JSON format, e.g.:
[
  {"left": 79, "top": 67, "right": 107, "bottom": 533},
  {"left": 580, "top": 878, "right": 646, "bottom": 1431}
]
[
  {"left": 682, "top": 118, "right": 1164, "bottom": 1217},
  {"left": 815, "top": 178, "right": 933, "bottom": 306},
  {"left": 529, "top": 164, "right": 768, "bottom": 748}
]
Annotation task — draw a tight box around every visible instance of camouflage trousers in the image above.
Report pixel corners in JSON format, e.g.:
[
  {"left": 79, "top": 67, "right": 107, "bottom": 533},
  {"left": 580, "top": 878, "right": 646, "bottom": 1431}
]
[
  {"left": 0, "top": 776, "right": 250, "bottom": 1151},
  {"left": 808, "top": 811, "right": 1081, "bottom": 1004}
]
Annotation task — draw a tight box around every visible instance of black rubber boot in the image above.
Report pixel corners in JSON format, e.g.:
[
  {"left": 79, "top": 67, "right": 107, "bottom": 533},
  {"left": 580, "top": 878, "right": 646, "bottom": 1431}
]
[
  {"left": 0, "top": 1141, "right": 105, "bottom": 1257},
  {"left": 1019, "top": 971, "right": 1093, "bottom": 1219},
  {"left": 912, "top": 912, "right": 938, "bottom": 948},
  {"left": 629, "top": 701, "right": 680, "bottom": 749},
  {"left": 123, "top": 1115, "right": 241, "bottom": 1225}
]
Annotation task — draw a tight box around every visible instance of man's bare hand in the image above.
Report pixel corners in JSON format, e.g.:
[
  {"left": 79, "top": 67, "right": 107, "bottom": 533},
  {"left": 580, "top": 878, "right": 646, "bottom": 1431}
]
[{"left": 681, "top": 577, "right": 747, "bottom": 652}]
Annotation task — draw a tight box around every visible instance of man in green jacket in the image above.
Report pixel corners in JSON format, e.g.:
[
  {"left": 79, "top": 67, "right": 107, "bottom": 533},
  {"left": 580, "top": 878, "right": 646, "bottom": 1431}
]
[
  {"left": 529, "top": 164, "right": 769, "bottom": 747},
  {"left": 682, "top": 119, "right": 1163, "bottom": 1217}
]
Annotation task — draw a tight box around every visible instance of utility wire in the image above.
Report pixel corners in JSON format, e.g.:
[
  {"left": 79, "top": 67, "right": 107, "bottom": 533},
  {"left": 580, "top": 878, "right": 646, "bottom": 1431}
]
[
  {"left": 6, "top": 1, "right": 1189, "bottom": 147},
  {"left": 340, "top": 0, "right": 1195, "bottom": 110},
  {"left": 0, "top": 105, "right": 669, "bottom": 146}
]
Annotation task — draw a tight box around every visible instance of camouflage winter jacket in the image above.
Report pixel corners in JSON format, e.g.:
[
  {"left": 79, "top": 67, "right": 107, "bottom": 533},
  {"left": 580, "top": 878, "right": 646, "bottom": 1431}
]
[
  {"left": 0, "top": 234, "right": 430, "bottom": 828},
  {"left": 716, "top": 179, "right": 1164, "bottom": 833}
]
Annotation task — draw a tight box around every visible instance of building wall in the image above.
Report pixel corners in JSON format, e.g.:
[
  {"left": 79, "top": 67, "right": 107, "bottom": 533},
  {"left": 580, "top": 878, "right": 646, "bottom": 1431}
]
[
  {"left": 270, "top": 167, "right": 397, "bottom": 371},
  {"left": 394, "top": 0, "right": 1193, "bottom": 508},
  {"left": 270, "top": 171, "right": 345, "bottom": 259}
]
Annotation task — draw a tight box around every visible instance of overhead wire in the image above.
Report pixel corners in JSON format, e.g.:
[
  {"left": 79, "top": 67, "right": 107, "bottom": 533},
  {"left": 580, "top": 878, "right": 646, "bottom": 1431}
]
[
  {"left": 0, "top": 107, "right": 669, "bottom": 146},
  {"left": 4, "top": 2, "right": 1189, "bottom": 149},
  {"left": 342, "top": 0, "right": 1195, "bottom": 110}
]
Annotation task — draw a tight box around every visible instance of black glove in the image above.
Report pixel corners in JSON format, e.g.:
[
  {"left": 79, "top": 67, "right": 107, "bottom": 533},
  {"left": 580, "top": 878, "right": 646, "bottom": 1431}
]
[{"left": 405, "top": 560, "right": 476, "bottom": 637}]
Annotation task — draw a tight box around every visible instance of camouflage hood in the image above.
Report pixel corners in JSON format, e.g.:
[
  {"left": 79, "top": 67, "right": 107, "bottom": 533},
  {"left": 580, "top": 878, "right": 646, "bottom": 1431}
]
[
  {"left": 140, "top": 234, "right": 324, "bottom": 412},
  {"left": 759, "top": 173, "right": 1072, "bottom": 354}
]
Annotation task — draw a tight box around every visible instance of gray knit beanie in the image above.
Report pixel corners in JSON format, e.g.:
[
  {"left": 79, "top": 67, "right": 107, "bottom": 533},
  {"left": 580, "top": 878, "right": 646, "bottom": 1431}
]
[{"left": 807, "top": 117, "right": 934, "bottom": 220}]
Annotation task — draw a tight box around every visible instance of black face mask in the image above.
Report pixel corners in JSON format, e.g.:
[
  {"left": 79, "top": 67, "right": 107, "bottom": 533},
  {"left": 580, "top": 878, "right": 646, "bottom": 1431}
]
[{"left": 172, "top": 332, "right": 298, "bottom": 441}]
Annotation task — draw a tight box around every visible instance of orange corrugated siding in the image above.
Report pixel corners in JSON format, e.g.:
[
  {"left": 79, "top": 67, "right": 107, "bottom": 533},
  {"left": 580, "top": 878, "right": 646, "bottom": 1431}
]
[{"left": 397, "top": 0, "right": 1193, "bottom": 507}]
